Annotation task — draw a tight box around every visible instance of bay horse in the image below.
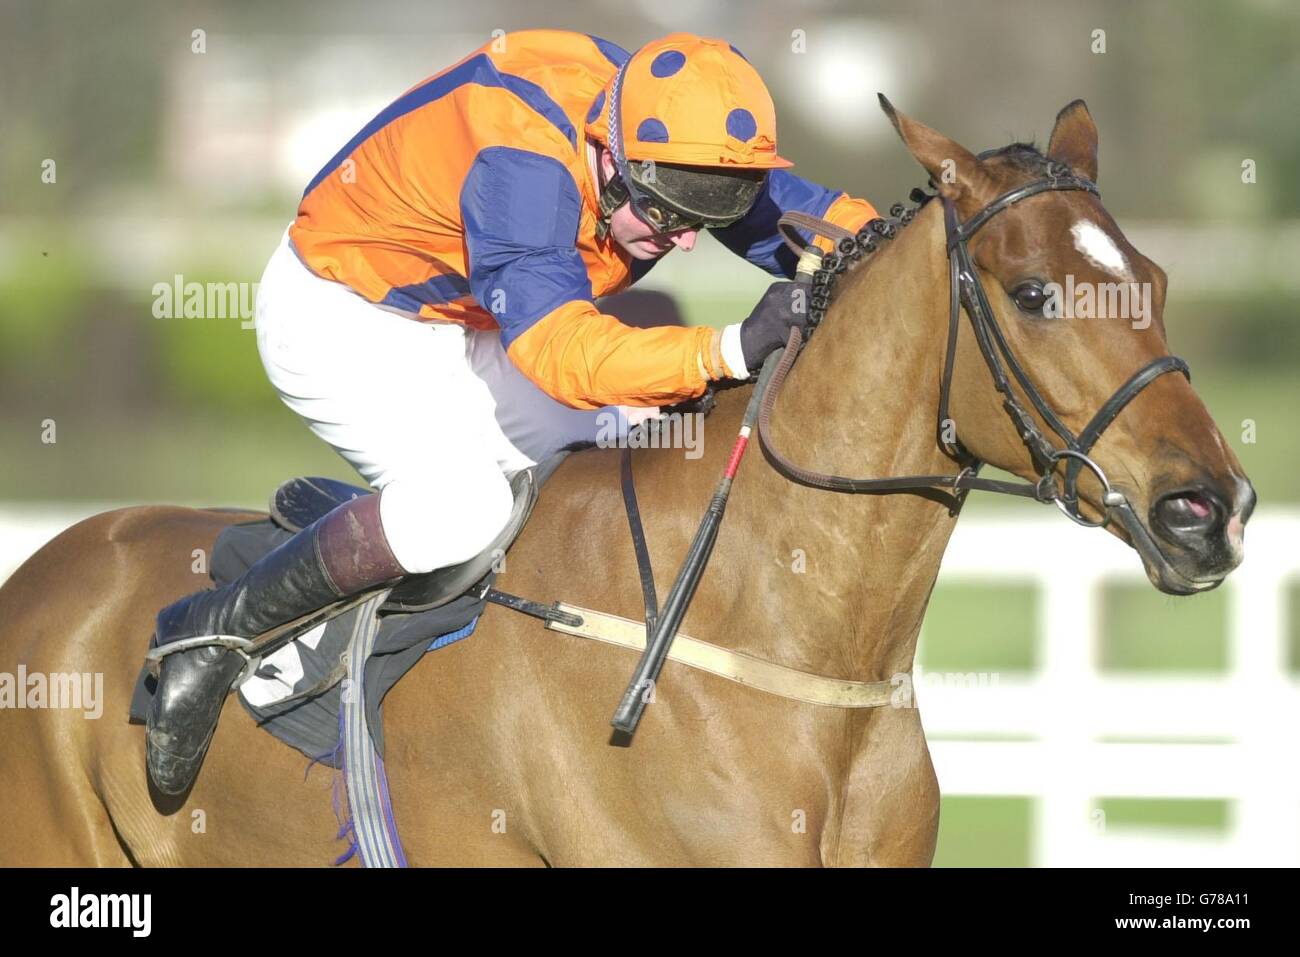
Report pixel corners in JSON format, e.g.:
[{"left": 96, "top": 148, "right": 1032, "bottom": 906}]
[{"left": 0, "top": 99, "right": 1253, "bottom": 866}]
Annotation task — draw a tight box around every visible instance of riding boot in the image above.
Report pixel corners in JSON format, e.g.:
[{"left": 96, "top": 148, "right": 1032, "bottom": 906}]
[{"left": 146, "top": 492, "right": 405, "bottom": 795}]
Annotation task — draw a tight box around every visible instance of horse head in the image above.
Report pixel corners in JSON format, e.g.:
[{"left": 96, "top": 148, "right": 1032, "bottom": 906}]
[{"left": 876, "top": 97, "right": 1254, "bottom": 594}]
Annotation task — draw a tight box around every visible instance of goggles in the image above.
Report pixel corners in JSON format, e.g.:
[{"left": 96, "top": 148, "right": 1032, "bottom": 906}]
[{"left": 601, "top": 164, "right": 768, "bottom": 236}]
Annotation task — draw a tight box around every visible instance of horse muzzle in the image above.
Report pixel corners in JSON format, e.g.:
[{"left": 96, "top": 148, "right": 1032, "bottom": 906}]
[{"left": 1107, "top": 476, "right": 1256, "bottom": 596}]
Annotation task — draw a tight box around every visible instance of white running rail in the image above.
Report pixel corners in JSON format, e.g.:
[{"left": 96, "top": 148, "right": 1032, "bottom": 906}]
[{"left": 924, "top": 508, "right": 1300, "bottom": 867}]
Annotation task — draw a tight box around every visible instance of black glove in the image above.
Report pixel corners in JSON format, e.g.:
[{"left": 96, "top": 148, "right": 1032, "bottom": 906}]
[{"left": 738, "top": 280, "right": 811, "bottom": 372}]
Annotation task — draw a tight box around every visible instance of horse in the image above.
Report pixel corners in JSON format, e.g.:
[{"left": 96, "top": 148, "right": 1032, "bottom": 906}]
[{"left": 0, "top": 98, "right": 1253, "bottom": 866}]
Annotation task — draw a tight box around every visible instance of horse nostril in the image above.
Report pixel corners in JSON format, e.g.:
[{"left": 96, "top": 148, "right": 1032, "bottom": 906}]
[
  {"left": 1238, "top": 480, "right": 1257, "bottom": 524},
  {"left": 1153, "top": 489, "right": 1224, "bottom": 540}
]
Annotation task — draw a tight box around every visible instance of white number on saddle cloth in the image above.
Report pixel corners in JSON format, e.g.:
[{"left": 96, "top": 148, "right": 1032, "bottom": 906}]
[{"left": 238, "top": 622, "right": 328, "bottom": 707}]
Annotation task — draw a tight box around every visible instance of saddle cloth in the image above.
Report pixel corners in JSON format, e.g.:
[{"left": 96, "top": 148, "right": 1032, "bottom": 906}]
[
  {"left": 128, "top": 452, "right": 568, "bottom": 764},
  {"left": 128, "top": 515, "right": 492, "bottom": 764}
]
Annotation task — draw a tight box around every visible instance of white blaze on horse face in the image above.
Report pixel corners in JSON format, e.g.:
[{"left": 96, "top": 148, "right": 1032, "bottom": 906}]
[{"left": 1071, "top": 219, "right": 1132, "bottom": 281}]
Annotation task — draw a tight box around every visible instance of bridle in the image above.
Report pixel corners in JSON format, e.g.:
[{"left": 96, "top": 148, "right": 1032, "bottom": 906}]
[
  {"left": 760, "top": 161, "right": 1194, "bottom": 546},
  {"left": 938, "top": 162, "right": 1191, "bottom": 525}
]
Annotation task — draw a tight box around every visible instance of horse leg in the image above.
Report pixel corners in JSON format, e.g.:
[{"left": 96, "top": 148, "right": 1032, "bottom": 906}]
[{"left": 828, "top": 706, "right": 941, "bottom": 867}]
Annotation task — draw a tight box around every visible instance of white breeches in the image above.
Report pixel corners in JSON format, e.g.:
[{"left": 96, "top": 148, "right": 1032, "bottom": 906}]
[{"left": 254, "top": 228, "right": 649, "bottom": 574}]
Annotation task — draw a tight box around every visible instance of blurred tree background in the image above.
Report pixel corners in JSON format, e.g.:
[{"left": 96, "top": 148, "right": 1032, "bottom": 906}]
[{"left": 1, "top": 0, "right": 1296, "bottom": 506}]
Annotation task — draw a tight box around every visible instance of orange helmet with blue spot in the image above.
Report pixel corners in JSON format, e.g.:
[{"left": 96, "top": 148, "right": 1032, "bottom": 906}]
[{"left": 585, "top": 33, "right": 793, "bottom": 236}]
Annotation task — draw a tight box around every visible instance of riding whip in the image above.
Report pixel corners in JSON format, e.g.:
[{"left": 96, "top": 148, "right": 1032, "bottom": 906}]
[{"left": 610, "top": 245, "right": 824, "bottom": 737}]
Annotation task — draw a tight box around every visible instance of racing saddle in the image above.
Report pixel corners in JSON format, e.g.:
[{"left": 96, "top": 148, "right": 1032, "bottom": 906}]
[
  {"left": 269, "top": 464, "right": 545, "bottom": 616},
  {"left": 133, "top": 454, "right": 570, "bottom": 793}
]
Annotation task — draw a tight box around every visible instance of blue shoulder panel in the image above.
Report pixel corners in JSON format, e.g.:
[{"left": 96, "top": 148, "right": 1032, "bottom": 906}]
[
  {"left": 710, "top": 170, "right": 844, "bottom": 279},
  {"left": 460, "top": 147, "right": 594, "bottom": 350},
  {"left": 304, "top": 54, "right": 577, "bottom": 198},
  {"left": 587, "top": 34, "right": 631, "bottom": 67},
  {"left": 380, "top": 273, "right": 473, "bottom": 313}
]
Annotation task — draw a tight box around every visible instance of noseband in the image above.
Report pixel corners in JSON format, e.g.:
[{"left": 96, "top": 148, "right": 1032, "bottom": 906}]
[{"left": 763, "top": 161, "right": 1191, "bottom": 531}]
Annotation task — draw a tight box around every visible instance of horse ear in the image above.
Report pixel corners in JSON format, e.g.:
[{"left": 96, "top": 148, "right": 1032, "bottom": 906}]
[
  {"left": 877, "top": 94, "right": 993, "bottom": 203},
  {"left": 1046, "top": 99, "right": 1099, "bottom": 182}
]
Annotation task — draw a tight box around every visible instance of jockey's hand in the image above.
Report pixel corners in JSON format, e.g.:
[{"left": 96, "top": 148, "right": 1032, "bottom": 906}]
[{"left": 734, "top": 280, "right": 810, "bottom": 375}]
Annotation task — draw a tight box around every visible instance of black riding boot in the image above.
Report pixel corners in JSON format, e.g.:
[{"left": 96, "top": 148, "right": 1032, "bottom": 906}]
[{"left": 146, "top": 492, "right": 405, "bottom": 795}]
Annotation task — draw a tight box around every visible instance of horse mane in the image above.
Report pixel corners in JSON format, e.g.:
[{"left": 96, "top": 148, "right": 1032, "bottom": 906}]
[
  {"left": 977, "top": 140, "right": 1048, "bottom": 171},
  {"left": 819, "top": 140, "right": 1053, "bottom": 316}
]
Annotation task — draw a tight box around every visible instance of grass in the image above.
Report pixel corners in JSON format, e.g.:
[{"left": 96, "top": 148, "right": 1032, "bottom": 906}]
[
  {"left": 919, "top": 582, "right": 1038, "bottom": 672},
  {"left": 933, "top": 797, "right": 1033, "bottom": 867},
  {"left": 1291, "top": 579, "right": 1300, "bottom": 677},
  {"left": 1095, "top": 797, "right": 1230, "bottom": 833},
  {"left": 1098, "top": 579, "right": 1228, "bottom": 673},
  {"left": 931, "top": 797, "right": 1230, "bottom": 866}
]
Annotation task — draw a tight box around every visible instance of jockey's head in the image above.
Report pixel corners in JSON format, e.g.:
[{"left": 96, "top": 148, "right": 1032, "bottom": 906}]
[{"left": 585, "top": 33, "right": 793, "bottom": 260}]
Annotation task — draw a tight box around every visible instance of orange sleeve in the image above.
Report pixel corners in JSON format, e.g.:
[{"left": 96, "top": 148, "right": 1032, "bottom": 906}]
[
  {"left": 809, "top": 193, "right": 882, "bottom": 254},
  {"left": 505, "top": 300, "right": 727, "bottom": 410}
]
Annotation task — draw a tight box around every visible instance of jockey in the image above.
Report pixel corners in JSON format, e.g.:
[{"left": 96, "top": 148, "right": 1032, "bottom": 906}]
[{"left": 145, "top": 29, "right": 880, "bottom": 794}]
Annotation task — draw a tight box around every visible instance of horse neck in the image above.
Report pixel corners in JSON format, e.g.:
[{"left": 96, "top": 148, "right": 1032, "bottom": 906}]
[{"left": 717, "top": 201, "right": 963, "bottom": 681}]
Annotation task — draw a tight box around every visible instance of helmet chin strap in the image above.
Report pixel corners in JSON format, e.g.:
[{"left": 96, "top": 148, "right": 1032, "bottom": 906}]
[
  {"left": 595, "top": 174, "right": 628, "bottom": 241},
  {"left": 589, "top": 137, "right": 627, "bottom": 241}
]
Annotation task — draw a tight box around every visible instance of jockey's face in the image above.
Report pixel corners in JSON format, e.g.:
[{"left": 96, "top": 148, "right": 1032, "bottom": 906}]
[{"left": 599, "top": 147, "right": 698, "bottom": 260}]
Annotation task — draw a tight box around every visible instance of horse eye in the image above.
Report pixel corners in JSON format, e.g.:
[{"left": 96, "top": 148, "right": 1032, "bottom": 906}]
[{"left": 1012, "top": 281, "right": 1048, "bottom": 315}]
